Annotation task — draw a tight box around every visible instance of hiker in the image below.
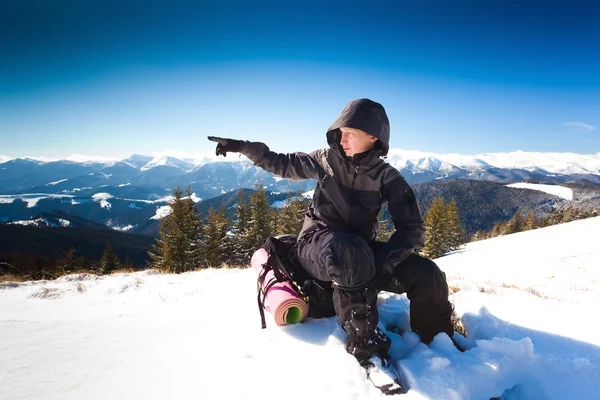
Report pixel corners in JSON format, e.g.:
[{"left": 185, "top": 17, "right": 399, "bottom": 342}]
[{"left": 208, "top": 98, "right": 456, "bottom": 393}]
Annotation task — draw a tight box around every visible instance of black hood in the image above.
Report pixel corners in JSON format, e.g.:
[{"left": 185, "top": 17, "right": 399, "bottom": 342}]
[{"left": 326, "top": 98, "right": 390, "bottom": 156}]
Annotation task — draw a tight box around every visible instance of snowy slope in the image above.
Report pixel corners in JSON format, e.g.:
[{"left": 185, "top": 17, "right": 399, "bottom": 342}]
[
  {"left": 1, "top": 218, "right": 599, "bottom": 400},
  {"left": 505, "top": 182, "right": 573, "bottom": 200}
]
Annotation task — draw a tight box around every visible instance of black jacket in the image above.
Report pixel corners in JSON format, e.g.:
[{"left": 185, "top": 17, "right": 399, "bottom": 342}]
[{"left": 240, "top": 99, "right": 425, "bottom": 273}]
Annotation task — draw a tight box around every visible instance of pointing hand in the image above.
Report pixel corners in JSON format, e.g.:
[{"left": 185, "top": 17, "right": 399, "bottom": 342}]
[{"left": 207, "top": 136, "right": 245, "bottom": 157}]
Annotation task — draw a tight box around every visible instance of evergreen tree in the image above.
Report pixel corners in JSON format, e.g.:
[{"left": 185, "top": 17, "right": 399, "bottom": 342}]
[
  {"left": 445, "top": 198, "right": 465, "bottom": 251},
  {"left": 562, "top": 206, "right": 578, "bottom": 223},
  {"left": 490, "top": 221, "right": 507, "bottom": 237},
  {"left": 376, "top": 204, "right": 394, "bottom": 242},
  {"left": 290, "top": 192, "right": 309, "bottom": 234},
  {"left": 148, "top": 186, "right": 203, "bottom": 273},
  {"left": 276, "top": 192, "right": 296, "bottom": 235},
  {"left": 423, "top": 197, "right": 449, "bottom": 259},
  {"left": 201, "top": 205, "right": 232, "bottom": 268},
  {"left": 123, "top": 254, "right": 134, "bottom": 271},
  {"left": 524, "top": 210, "right": 538, "bottom": 231},
  {"left": 75, "top": 256, "right": 86, "bottom": 272},
  {"left": 231, "top": 189, "right": 252, "bottom": 266},
  {"left": 547, "top": 209, "right": 564, "bottom": 226},
  {"left": 99, "top": 243, "right": 120, "bottom": 274},
  {"left": 57, "top": 248, "right": 77, "bottom": 274},
  {"left": 470, "top": 230, "right": 485, "bottom": 242},
  {"left": 505, "top": 209, "right": 525, "bottom": 234},
  {"left": 246, "top": 182, "right": 274, "bottom": 250},
  {"left": 276, "top": 192, "right": 308, "bottom": 236}
]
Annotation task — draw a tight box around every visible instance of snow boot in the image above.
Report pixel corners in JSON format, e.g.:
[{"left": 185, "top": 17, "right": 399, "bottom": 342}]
[
  {"left": 333, "top": 283, "right": 391, "bottom": 361},
  {"left": 361, "top": 353, "right": 407, "bottom": 395}
]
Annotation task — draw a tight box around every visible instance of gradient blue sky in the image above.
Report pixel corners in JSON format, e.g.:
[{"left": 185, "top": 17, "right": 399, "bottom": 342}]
[{"left": 1, "top": 0, "right": 599, "bottom": 159}]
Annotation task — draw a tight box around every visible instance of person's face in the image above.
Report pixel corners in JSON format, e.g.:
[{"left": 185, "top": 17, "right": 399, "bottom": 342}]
[{"left": 339, "top": 127, "right": 378, "bottom": 158}]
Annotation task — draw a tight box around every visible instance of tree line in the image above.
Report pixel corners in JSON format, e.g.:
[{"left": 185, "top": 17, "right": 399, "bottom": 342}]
[
  {"left": 470, "top": 205, "right": 599, "bottom": 241},
  {"left": 148, "top": 184, "right": 309, "bottom": 273},
  {"left": 148, "top": 189, "right": 469, "bottom": 273},
  {"left": 3, "top": 185, "right": 597, "bottom": 281}
]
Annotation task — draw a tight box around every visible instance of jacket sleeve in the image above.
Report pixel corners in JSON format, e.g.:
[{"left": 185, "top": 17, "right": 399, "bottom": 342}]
[
  {"left": 376, "top": 173, "right": 426, "bottom": 273},
  {"left": 240, "top": 142, "right": 324, "bottom": 181}
]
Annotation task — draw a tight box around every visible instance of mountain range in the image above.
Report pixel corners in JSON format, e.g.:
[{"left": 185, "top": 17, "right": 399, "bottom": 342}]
[
  {"left": 1, "top": 150, "right": 599, "bottom": 240},
  {"left": 1, "top": 149, "right": 599, "bottom": 197}
]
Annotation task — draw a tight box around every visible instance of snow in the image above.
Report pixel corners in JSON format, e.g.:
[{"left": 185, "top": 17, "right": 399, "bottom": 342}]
[
  {"left": 1, "top": 218, "right": 599, "bottom": 400},
  {"left": 9, "top": 218, "right": 45, "bottom": 226},
  {"left": 302, "top": 189, "right": 315, "bottom": 199},
  {"left": 385, "top": 149, "right": 600, "bottom": 175},
  {"left": 0, "top": 194, "right": 74, "bottom": 208},
  {"left": 111, "top": 224, "right": 134, "bottom": 232},
  {"left": 9, "top": 217, "right": 71, "bottom": 227},
  {"left": 140, "top": 156, "right": 194, "bottom": 172},
  {"left": 91, "top": 193, "right": 113, "bottom": 209},
  {"left": 506, "top": 182, "right": 574, "bottom": 200},
  {"left": 151, "top": 205, "right": 172, "bottom": 220},
  {"left": 47, "top": 178, "right": 68, "bottom": 186},
  {"left": 189, "top": 193, "right": 202, "bottom": 203},
  {"left": 154, "top": 195, "right": 175, "bottom": 204},
  {"left": 5, "top": 149, "right": 599, "bottom": 177}
]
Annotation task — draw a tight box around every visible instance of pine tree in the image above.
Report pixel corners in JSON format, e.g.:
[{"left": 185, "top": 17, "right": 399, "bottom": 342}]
[
  {"left": 75, "top": 255, "right": 86, "bottom": 272},
  {"left": 57, "top": 248, "right": 77, "bottom": 275},
  {"left": 524, "top": 210, "right": 538, "bottom": 231},
  {"left": 276, "top": 192, "right": 296, "bottom": 235},
  {"left": 505, "top": 209, "right": 525, "bottom": 234},
  {"left": 423, "top": 197, "right": 449, "bottom": 259},
  {"left": 231, "top": 189, "right": 252, "bottom": 266},
  {"left": 123, "top": 254, "right": 134, "bottom": 271},
  {"left": 470, "top": 230, "right": 485, "bottom": 242},
  {"left": 148, "top": 186, "right": 203, "bottom": 273},
  {"left": 201, "top": 205, "right": 232, "bottom": 268},
  {"left": 288, "top": 192, "right": 309, "bottom": 235},
  {"left": 246, "top": 182, "right": 274, "bottom": 250},
  {"left": 376, "top": 204, "right": 394, "bottom": 241},
  {"left": 445, "top": 198, "right": 465, "bottom": 251},
  {"left": 99, "top": 243, "right": 120, "bottom": 275},
  {"left": 562, "top": 206, "right": 578, "bottom": 223},
  {"left": 490, "top": 221, "right": 507, "bottom": 237},
  {"left": 276, "top": 192, "right": 308, "bottom": 236}
]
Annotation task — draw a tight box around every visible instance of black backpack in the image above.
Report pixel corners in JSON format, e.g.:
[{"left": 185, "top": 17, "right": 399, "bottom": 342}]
[{"left": 256, "top": 235, "right": 336, "bottom": 328}]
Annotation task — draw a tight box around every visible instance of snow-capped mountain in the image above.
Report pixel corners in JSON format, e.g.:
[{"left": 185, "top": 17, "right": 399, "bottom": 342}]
[
  {"left": 2, "top": 149, "right": 598, "bottom": 196},
  {"left": 384, "top": 149, "right": 600, "bottom": 184}
]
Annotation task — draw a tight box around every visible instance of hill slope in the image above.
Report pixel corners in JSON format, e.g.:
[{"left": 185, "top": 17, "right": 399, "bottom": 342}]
[{"left": 1, "top": 217, "right": 599, "bottom": 399}]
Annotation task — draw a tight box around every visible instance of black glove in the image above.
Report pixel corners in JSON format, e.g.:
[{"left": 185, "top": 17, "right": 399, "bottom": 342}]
[{"left": 207, "top": 136, "right": 246, "bottom": 157}]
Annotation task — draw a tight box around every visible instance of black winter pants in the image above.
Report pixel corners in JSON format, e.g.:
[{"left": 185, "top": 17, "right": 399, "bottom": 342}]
[
  {"left": 297, "top": 229, "right": 387, "bottom": 362},
  {"left": 297, "top": 229, "right": 454, "bottom": 361},
  {"left": 374, "top": 251, "right": 454, "bottom": 344}
]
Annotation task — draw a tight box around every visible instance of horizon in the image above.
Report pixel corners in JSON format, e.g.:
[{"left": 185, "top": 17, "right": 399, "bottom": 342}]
[
  {"left": 2, "top": 147, "right": 600, "bottom": 166},
  {"left": 1, "top": 1, "right": 599, "bottom": 158}
]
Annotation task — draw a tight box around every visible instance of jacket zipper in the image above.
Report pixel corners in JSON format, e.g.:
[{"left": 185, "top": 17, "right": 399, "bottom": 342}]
[{"left": 348, "top": 164, "right": 359, "bottom": 229}]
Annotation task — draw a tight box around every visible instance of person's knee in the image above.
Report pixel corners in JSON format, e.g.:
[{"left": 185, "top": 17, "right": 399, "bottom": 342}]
[
  {"left": 326, "top": 232, "right": 375, "bottom": 289},
  {"left": 407, "top": 255, "right": 449, "bottom": 305}
]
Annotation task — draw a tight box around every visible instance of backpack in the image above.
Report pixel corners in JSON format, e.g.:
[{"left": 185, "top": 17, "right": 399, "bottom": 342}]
[{"left": 256, "top": 235, "right": 335, "bottom": 328}]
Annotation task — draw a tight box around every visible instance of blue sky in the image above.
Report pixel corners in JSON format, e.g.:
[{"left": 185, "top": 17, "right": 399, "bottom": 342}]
[{"left": 1, "top": 0, "right": 599, "bottom": 159}]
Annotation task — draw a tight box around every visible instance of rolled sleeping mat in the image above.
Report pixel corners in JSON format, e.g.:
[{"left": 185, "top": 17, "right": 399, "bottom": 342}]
[{"left": 251, "top": 248, "right": 309, "bottom": 326}]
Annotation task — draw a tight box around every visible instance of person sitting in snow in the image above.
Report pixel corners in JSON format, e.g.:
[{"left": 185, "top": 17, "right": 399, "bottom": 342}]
[{"left": 208, "top": 98, "right": 457, "bottom": 394}]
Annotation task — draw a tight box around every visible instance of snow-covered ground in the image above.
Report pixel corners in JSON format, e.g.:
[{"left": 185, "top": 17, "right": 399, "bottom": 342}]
[
  {"left": 506, "top": 182, "right": 573, "bottom": 200},
  {"left": 1, "top": 218, "right": 599, "bottom": 400}
]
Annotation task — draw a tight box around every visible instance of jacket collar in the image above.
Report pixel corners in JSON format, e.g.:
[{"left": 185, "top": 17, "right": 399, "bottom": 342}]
[{"left": 331, "top": 141, "right": 383, "bottom": 168}]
